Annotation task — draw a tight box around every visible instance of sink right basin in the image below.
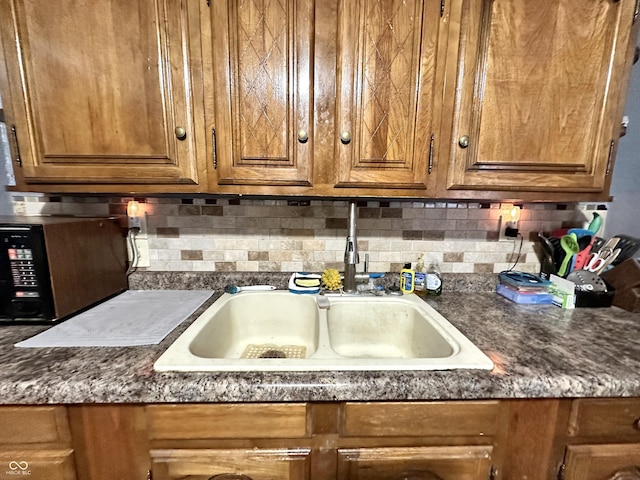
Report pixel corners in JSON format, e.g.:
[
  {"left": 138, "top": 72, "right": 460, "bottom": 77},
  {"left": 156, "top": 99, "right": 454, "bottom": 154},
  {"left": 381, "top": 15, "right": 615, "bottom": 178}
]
[{"left": 326, "top": 298, "right": 455, "bottom": 359}]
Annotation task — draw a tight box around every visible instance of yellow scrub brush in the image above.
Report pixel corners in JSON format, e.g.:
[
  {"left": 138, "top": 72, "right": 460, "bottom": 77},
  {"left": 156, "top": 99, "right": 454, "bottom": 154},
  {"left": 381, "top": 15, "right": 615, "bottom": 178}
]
[{"left": 321, "top": 268, "right": 342, "bottom": 291}]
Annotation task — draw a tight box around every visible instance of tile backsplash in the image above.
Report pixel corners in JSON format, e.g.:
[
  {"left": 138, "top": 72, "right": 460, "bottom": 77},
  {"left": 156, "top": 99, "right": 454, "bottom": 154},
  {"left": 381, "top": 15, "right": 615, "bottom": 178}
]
[{"left": 8, "top": 194, "right": 606, "bottom": 274}]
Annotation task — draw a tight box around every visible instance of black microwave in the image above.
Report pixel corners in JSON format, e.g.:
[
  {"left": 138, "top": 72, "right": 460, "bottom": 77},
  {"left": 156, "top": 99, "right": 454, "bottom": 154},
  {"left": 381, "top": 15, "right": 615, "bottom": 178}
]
[{"left": 0, "top": 216, "right": 127, "bottom": 323}]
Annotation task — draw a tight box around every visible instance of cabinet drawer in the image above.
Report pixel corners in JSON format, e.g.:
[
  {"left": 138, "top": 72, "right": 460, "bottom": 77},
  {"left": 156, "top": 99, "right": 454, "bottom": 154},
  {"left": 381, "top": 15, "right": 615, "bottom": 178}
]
[
  {"left": 568, "top": 399, "right": 640, "bottom": 437},
  {"left": 563, "top": 443, "right": 640, "bottom": 480},
  {"left": 0, "top": 449, "right": 76, "bottom": 480},
  {"left": 147, "top": 404, "right": 308, "bottom": 440},
  {"left": 338, "top": 446, "right": 493, "bottom": 480},
  {"left": 0, "top": 406, "right": 70, "bottom": 445},
  {"left": 150, "top": 448, "right": 311, "bottom": 480},
  {"left": 342, "top": 401, "right": 500, "bottom": 437}
]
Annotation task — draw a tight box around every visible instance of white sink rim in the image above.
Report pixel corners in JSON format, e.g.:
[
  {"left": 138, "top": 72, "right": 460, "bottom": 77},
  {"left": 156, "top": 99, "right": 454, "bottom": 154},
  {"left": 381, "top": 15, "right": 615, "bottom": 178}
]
[{"left": 153, "top": 291, "right": 494, "bottom": 372}]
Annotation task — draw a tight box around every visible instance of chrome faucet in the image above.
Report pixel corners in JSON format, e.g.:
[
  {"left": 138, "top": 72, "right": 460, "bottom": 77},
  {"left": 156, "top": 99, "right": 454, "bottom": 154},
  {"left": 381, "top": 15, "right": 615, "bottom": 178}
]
[{"left": 343, "top": 201, "right": 359, "bottom": 293}]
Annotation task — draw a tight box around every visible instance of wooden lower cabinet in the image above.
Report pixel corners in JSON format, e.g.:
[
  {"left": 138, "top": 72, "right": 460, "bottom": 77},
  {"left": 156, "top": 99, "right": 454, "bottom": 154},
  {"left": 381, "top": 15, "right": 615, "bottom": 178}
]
[
  {"left": 2, "top": 399, "right": 639, "bottom": 480},
  {"left": 150, "top": 448, "right": 311, "bottom": 480},
  {"left": 0, "top": 406, "right": 77, "bottom": 480},
  {"left": 0, "top": 450, "right": 76, "bottom": 480},
  {"left": 337, "top": 446, "right": 493, "bottom": 480},
  {"left": 560, "top": 398, "right": 640, "bottom": 480},
  {"left": 562, "top": 444, "right": 640, "bottom": 480}
]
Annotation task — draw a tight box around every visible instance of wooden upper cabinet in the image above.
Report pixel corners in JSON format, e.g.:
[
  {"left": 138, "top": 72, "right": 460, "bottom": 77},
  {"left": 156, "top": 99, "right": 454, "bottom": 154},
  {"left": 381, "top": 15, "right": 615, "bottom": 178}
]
[
  {"left": 210, "top": 0, "right": 314, "bottom": 186},
  {"left": 0, "top": 0, "right": 204, "bottom": 187},
  {"left": 443, "top": 0, "right": 637, "bottom": 194},
  {"left": 335, "top": 0, "right": 442, "bottom": 190}
]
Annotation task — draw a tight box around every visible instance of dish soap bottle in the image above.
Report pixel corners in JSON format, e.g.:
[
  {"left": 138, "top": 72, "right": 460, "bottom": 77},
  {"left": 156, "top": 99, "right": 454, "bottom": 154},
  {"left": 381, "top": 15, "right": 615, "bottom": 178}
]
[
  {"left": 400, "top": 263, "right": 415, "bottom": 294},
  {"left": 425, "top": 260, "right": 442, "bottom": 296},
  {"left": 414, "top": 254, "right": 426, "bottom": 296}
]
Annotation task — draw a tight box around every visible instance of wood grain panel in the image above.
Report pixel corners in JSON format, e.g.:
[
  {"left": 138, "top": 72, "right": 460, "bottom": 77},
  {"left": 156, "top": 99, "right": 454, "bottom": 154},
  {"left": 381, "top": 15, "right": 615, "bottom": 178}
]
[
  {"left": 563, "top": 443, "right": 640, "bottom": 480},
  {"left": 151, "top": 448, "right": 311, "bottom": 480},
  {"left": 147, "top": 404, "right": 308, "bottom": 440},
  {"left": 337, "top": 446, "right": 493, "bottom": 480},
  {"left": 0, "top": 449, "right": 76, "bottom": 480},
  {"left": 0, "top": 406, "right": 70, "bottom": 446},
  {"left": 211, "top": 0, "right": 314, "bottom": 186},
  {"left": 342, "top": 401, "right": 499, "bottom": 437},
  {"left": 568, "top": 398, "right": 640, "bottom": 438},
  {"left": 335, "top": 0, "right": 441, "bottom": 189},
  {"left": 68, "top": 405, "right": 150, "bottom": 480},
  {"left": 445, "top": 0, "right": 637, "bottom": 192},
  {"left": 42, "top": 218, "right": 126, "bottom": 319},
  {"left": 0, "top": 0, "right": 204, "bottom": 185}
]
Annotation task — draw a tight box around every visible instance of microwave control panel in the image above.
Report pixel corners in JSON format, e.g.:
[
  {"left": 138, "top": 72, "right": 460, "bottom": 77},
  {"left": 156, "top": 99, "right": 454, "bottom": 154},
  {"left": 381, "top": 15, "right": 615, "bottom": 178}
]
[
  {"left": 0, "top": 226, "right": 53, "bottom": 321},
  {"left": 6, "top": 233, "right": 40, "bottom": 294}
]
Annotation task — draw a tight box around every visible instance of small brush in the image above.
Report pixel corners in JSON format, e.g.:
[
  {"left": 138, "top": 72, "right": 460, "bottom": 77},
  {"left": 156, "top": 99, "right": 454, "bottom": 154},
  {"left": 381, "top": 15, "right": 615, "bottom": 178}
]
[{"left": 224, "top": 285, "right": 276, "bottom": 294}]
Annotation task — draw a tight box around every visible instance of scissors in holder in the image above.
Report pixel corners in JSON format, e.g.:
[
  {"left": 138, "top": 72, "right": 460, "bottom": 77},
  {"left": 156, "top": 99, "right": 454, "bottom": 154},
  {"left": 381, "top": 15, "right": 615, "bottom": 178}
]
[{"left": 584, "top": 237, "right": 620, "bottom": 274}]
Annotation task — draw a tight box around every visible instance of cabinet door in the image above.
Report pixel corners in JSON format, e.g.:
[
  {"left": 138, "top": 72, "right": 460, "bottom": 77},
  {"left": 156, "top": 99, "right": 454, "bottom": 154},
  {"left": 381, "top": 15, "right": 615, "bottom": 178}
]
[
  {"left": 150, "top": 448, "right": 311, "bottom": 480},
  {"left": 562, "top": 444, "right": 640, "bottom": 480},
  {"left": 210, "top": 0, "right": 314, "bottom": 186},
  {"left": 444, "top": 0, "right": 636, "bottom": 194},
  {"left": 0, "top": 0, "right": 203, "bottom": 186},
  {"left": 335, "top": 0, "right": 442, "bottom": 190},
  {"left": 0, "top": 449, "right": 76, "bottom": 480},
  {"left": 337, "top": 446, "right": 493, "bottom": 480}
]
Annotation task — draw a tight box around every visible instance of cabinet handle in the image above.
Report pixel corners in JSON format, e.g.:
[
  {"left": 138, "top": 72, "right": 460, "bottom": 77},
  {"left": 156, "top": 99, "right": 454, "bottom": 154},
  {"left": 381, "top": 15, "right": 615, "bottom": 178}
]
[
  {"left": 212, "top": 127, "right": 217, "bottom": 169},
  {"left": 340, "top": 130, "right": 352, "bottom": 144},
  {"left": 10, "top": 125, "right": 22, "bottom": 167},
  {"left": 428, "top": 134, "right": 434, "bottom": 174},
  {"left": 606, "top": 139, "right": 615, "bottom": 177},
  {"left": 297, "top": 129, "right": 309, "bottom": 143},
  {"left": 208, "top": 475, "right": 253, "bottom": 480},
  {"left": 634, "top": 417, "right": 640, "bottom": 431},
  {"left": 458, "top": 135, "right": 470, "bottom": 148},
  {"left": 175, "top": 126, "right": 187, "bottom": 141}
]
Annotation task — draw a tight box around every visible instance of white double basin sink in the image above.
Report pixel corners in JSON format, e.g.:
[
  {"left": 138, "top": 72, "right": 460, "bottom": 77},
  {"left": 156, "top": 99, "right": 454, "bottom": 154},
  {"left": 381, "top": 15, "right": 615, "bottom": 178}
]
[{"left": 154, "top": 291, "right": 493, "bottom": 372}]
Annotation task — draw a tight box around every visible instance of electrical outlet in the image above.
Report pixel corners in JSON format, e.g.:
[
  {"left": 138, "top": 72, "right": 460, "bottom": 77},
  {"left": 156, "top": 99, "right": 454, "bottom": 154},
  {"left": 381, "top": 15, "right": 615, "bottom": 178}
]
[
  {"left": 128, "top": 212, "right": 147, "bottom": 239},
  {"left": 127, "top": 236, "right": 150, "bottom": 268},
  {"left": 498, "top": 215, "right": 519, "bottom": 242}
]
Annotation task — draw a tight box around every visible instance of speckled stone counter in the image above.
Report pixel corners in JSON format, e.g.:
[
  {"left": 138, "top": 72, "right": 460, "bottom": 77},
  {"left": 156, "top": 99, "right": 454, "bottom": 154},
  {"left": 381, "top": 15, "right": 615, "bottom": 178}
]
[{"left": 0, "top": 272, "right": 639, "bottom": 404}]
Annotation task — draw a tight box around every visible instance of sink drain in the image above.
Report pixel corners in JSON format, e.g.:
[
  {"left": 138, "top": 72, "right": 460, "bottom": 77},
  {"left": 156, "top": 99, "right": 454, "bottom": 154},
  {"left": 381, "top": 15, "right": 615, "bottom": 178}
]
[
  {"left": 241, "top": 344, "right": 307, "bottom": 359},
  {"left": 259, "top": 349, "right": 287, "bottom": 359}
]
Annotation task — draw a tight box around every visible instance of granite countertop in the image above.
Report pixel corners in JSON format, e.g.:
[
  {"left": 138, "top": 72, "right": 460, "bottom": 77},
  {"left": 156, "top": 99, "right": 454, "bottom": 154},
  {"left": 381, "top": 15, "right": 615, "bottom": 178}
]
[{"left": 0, "top": 272, "right": 639, "bottom": 404}]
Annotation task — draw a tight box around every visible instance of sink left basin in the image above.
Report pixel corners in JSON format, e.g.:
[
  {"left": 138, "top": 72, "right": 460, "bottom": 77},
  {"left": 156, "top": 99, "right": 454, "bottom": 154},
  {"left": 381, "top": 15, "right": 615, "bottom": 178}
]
[{"left": 186, "top": 292, "right": 320, "bottom": 359}]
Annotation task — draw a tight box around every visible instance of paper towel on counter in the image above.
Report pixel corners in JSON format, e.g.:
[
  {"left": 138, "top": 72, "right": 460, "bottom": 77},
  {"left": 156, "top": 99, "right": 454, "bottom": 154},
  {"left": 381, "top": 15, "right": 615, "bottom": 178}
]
[{"left": 15, "top": 290, "right": 213, "bottom": 348}]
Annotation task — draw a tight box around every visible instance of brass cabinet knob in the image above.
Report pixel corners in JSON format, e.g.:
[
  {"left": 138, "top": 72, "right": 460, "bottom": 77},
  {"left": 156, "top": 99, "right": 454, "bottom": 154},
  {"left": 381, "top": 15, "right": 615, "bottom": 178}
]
[
  {"left": 297, "top": 129, "right": 309, "bottom": 143},
  {"left": 458, "top": 135, "right": 470, "bottom": 148},
  {"left": 340, "top": 130, "right": 352, "bottom": 144},
  {"left": 175, "top": 126, "right": 187, "bottom": 141}
]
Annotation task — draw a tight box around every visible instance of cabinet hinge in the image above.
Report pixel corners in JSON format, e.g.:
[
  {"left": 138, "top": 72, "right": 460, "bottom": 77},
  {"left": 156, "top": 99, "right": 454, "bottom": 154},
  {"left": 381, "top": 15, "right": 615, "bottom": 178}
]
[
  {"left": 634, "top": 0, "right": 639, "bottom": 23},
  {"left": 440, "top": 0, "right": 445, "bottom": 17},
  {"left": 147, "top": 469, "right": 152, "bottom": 480},
  {"left": 489, "top": 465, "right": 498, "bottom": 480},
  {"left": 10, "top": 125, "right": 22, "bottom": 167},
  {"left": 211, "top": 127, "right": 218, "bottom": 170},
  {"left": 206, "top": 0, "right": 210, "bottom": 6},
  {"left": 428, "top": 133, "right": 434, "bottom": 174},
  {"left": 606, "top": 139, "right": 615, "bottom": 177},
  {"left": 558, "top": 463, "right": 566, "bottom": 480}
]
